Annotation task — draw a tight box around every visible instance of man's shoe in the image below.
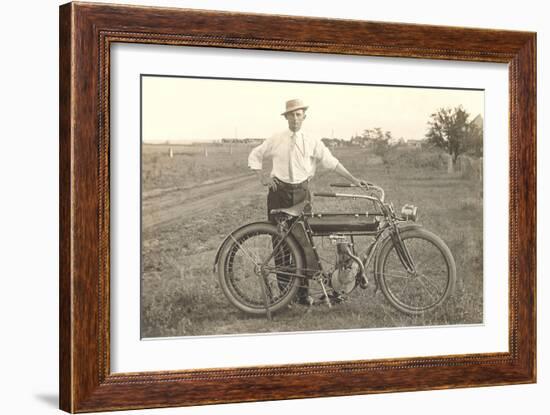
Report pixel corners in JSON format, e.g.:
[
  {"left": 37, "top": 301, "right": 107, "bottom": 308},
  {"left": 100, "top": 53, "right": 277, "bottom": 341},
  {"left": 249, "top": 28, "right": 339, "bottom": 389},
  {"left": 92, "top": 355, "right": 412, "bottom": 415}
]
[
  {"left": 319, "top": 292, "right": 346, "bottom": 304},
  {"left": 296, "top": 295, "right": 314, "bottom": 306}
]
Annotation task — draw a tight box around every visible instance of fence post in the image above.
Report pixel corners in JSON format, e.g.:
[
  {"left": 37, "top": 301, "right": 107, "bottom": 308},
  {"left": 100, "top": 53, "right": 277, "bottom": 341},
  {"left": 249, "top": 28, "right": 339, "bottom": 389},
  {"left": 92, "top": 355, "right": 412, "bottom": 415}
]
[{"left": 447, "top": 154, "right": 453, "bottom": 173}]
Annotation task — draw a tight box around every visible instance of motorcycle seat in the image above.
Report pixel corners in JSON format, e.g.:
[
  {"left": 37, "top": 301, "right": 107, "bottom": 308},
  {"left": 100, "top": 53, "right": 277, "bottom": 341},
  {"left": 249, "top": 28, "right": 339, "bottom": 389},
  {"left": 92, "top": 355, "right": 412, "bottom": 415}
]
[{"left": 270, "top": 200, "right": 309, "bottom": 217}]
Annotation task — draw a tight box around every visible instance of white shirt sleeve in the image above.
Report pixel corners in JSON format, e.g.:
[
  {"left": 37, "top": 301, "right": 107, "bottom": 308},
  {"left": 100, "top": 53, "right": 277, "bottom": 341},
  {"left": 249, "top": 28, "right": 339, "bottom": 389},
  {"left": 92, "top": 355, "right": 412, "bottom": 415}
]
[
  {"left": 314, "top": 139, "right": 340, "bottom": 170},
  {"left": 247, "top": 138, "right": 271, "bottom": 170}
]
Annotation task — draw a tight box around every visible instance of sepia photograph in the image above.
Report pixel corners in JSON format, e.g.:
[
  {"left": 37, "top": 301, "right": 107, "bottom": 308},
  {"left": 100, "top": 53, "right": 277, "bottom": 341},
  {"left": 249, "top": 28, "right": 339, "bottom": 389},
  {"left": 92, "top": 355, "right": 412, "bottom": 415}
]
[
  {"left": 51, "top": 1, "right": 538, "bottom": 412},
  {"left": 140, "top": 75, "right": 484, "bottom": 338}
]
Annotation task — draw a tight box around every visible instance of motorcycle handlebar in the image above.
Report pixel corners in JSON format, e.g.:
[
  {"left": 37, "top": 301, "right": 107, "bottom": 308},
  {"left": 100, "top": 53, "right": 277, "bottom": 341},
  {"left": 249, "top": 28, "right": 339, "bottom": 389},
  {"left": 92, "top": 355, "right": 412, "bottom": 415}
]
[
  {"left": 329, "top": 183, "right": 385, "bottom": 202},
  {"left": 330, "top": 183, "right": 374, "bottom": 188},
  {"left": 313, "top": 192, "right": 337, "bottom": 198}
]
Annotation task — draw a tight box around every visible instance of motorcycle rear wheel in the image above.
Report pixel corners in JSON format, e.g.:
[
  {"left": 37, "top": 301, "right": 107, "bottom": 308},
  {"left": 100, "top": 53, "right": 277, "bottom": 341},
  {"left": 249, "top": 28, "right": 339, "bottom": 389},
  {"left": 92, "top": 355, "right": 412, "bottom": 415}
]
[
  {"left": 217, "top": 222, "right": 304, "bottom": 315},
  {"left": 376, "top": 228, "right": 456, "bottom": 314}
]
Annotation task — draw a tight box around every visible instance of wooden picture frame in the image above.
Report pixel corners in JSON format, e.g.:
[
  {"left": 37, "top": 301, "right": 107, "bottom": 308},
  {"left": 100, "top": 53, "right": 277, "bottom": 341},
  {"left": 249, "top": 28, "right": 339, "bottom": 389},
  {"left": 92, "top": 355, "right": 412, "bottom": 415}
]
[{"left": 59, "top": 2, "right": 536, "bottom": 412}]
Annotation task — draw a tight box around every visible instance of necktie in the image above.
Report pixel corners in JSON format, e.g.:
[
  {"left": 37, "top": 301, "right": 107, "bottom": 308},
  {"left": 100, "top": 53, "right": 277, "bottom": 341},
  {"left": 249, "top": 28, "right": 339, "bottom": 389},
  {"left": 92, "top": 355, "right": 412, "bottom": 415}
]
[{"left": 289, "top": 133, "right": 297, "bottom": 182}]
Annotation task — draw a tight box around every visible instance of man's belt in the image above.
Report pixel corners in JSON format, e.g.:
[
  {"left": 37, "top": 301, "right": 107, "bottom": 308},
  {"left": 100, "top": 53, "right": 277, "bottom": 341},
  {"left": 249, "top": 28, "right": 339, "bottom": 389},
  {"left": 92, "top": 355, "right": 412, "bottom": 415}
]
[{"left": 273, "top": 177, "right": 309, "bottom": 189}]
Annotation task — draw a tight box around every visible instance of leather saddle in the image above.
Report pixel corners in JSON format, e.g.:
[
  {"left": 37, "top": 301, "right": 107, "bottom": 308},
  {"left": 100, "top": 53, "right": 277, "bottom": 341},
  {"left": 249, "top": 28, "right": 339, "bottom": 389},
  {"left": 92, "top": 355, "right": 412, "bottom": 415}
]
[{"left": 270, "top": 200, "right": 309, "bottom": 217}]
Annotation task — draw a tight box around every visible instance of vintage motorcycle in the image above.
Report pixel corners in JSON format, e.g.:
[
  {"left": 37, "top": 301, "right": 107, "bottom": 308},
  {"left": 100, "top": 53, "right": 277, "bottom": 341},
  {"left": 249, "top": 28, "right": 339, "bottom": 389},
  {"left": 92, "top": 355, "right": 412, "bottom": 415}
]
[{"left": 214, "top": 183, "right": 456, "bottom": 317}]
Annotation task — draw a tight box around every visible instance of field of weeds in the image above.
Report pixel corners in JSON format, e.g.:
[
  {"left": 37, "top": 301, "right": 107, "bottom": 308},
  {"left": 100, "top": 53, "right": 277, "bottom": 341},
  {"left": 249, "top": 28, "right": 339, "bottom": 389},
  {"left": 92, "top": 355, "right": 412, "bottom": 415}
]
[
  {"left": 141, "top": 145, "right": 483, "bottom": 338},
  {"left": 142, "top": 143, "right": 254, "bottom": 193}
]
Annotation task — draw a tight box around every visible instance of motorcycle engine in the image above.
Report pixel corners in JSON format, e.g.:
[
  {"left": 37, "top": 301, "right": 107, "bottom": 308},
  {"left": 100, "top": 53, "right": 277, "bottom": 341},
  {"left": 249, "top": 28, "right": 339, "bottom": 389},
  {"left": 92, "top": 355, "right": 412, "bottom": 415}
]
[{"left": 330, "top": 236, "right": 359, "bottom": 294}]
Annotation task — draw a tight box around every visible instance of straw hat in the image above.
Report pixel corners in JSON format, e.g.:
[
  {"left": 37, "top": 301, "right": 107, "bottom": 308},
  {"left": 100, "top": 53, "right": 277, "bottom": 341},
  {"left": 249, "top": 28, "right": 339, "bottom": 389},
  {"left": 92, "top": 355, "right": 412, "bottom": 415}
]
[{"left": 281, "top": 99, "right": 309, "bottom": 115}]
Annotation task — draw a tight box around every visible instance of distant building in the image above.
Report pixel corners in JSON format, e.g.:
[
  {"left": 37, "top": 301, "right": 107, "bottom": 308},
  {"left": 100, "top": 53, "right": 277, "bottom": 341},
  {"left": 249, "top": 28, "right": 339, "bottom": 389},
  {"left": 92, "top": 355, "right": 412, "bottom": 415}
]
[
  {"left": 387, "top": 136, "right": 403, "bottom": 146},
  {"left": 221, "top": 138, "right": 265, "bottom": 144},
  {"left": 470, "top": 114, "right": 483, "bottom": 130},
  {"left": 321, "top": 138, "right": 343, "bottom": 148},
  {"left": 350, "top": 136, "right": 371, "bottom": 148},
  {"left": 407, "top": 139, "right": 424, "bottom": 149}
]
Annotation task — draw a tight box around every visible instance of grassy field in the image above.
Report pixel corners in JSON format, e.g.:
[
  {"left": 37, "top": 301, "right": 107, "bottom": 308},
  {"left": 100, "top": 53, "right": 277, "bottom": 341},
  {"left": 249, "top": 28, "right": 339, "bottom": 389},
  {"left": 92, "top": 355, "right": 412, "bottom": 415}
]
[
  {"left": 142, "top": 143, "right": 255, "bottom": 193},
  {"left": 141, "top": 144, "right": 483, "bottom": 338}
]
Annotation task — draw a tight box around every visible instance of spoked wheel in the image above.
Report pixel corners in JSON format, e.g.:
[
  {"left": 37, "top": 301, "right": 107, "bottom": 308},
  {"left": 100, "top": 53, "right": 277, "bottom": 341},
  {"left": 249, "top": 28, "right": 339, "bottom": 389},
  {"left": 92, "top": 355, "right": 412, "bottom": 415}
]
[
  {"left": 217, "top": 222, "right": 304, "bottom": 315},
  {"left": 376, "top": 228, "right": 456, "bottom": 314}
]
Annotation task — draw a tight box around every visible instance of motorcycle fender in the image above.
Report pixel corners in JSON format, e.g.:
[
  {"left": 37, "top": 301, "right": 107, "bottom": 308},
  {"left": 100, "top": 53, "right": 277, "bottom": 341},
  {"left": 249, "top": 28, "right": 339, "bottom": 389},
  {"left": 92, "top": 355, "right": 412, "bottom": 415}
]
[
  {"left": 212, "top": 221, "right": 303, "bottom": 273},
  {"left": 372, "top": 223, "right": 424, "bottom": 278}
]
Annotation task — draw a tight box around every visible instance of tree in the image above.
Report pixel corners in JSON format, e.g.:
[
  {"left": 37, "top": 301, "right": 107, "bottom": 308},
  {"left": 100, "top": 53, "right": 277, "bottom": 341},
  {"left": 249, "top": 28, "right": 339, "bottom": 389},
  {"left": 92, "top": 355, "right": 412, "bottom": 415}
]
[
  {"left": 425, "top": 106, "right": 476, "bottom": 172},
  {"left": 360, "top": 127, "right": 391, "bottom": 157}
]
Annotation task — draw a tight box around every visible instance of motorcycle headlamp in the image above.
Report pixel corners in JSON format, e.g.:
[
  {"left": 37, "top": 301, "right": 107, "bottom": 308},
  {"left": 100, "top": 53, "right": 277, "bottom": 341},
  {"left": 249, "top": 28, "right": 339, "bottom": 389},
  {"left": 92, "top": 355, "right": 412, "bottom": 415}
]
[{"left": 401, "top": 204, "right": 418, "bottom": 221}]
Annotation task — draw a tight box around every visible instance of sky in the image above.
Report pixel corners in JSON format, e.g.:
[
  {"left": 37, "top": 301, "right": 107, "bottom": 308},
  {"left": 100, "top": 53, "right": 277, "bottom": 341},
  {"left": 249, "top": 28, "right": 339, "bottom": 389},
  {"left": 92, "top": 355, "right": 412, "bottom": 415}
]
[{"left": 142, "top": 75, "right": 484, "bottom": 143}]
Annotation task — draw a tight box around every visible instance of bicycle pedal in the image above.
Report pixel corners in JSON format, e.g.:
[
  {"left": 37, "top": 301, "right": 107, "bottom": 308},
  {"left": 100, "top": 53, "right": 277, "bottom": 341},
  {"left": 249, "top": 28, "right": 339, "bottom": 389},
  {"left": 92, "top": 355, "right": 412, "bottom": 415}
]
[
  {"left": 358, "top": 272, "right": 369, "bottom": 289},
  {"left": 318, "top": 293, "right": 345, "bottom": 305},
  {"left": 330, "top": 294, "right": 346, "bottom": 304},
  {"left": 293, "top": 295, "right": 315, "bottom": 307}
]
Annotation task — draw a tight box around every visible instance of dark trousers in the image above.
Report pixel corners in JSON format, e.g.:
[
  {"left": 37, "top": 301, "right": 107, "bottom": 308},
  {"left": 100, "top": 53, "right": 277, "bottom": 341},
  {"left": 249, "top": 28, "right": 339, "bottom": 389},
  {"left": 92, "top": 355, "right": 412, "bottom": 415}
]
[
  {"left": 267, "top": 180, "right": 318, "bottom": 300},
  {"left": 267, "top": 181, "right": 311, "bottom": 222}
]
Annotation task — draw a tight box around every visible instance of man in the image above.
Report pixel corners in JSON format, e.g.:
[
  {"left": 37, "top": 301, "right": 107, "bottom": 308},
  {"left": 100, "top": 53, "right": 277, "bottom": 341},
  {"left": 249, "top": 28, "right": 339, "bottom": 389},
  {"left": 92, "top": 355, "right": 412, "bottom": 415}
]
[{"left": 248, "top": 99, "right": 367, "bottom": 304}]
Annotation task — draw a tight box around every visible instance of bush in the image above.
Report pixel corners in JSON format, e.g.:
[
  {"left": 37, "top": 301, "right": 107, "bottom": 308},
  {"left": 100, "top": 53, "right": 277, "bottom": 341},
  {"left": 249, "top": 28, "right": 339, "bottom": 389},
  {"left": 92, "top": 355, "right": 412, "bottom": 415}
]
[{"left": 386, "top": 147, "right": 447, "bottom": 169}]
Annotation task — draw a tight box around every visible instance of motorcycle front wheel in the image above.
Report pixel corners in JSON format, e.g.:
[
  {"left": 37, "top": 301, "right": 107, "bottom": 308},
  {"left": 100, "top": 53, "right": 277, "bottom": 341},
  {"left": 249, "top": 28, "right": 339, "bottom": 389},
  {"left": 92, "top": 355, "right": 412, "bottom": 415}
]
[
  {"left": 217, "top": 222, "right": 304, "bottom": 315},
  {"left": 376, "top": 227, "right": 456, "bottom": 314}
]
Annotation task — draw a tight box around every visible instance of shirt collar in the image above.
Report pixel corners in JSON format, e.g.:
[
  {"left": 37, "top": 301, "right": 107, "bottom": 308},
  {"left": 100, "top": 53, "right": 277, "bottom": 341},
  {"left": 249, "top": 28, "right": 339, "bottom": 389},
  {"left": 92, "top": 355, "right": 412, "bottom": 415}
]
[{"left": 288, "top": 130, "right": 303, "bottom": 138}]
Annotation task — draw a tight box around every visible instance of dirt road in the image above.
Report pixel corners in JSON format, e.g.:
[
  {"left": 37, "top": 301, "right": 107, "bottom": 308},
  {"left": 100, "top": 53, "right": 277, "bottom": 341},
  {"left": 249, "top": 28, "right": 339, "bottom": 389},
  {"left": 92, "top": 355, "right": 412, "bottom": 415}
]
[{"left": 142, "top": 173, "right": 259, "bottom": 231}]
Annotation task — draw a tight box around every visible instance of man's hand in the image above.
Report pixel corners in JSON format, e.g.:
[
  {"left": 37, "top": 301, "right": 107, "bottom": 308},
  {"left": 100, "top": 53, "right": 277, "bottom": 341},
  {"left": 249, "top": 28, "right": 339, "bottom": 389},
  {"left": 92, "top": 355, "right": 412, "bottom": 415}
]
[
  {"left": 334, "top": 163, "right": 370, "bottom": 190},
  {"left": 255, "top": 170, "right": 277, "bottom": 191},
  {"left": 359, "top": 180, "right": 370, "bottom": 189},
  {"left": 353, "top": 178, "right": 370, "bottom": 189},
  {"left": 261, "top": 176, "right": 278, "bottom": 191}
]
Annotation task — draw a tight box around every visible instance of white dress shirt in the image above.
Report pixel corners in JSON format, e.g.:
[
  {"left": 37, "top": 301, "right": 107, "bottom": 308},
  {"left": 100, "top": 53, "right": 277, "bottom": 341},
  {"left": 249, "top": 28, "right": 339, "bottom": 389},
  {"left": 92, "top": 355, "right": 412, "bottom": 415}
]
[{"left": 248, "top": 130, "right": 340, "bottom": 184}]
